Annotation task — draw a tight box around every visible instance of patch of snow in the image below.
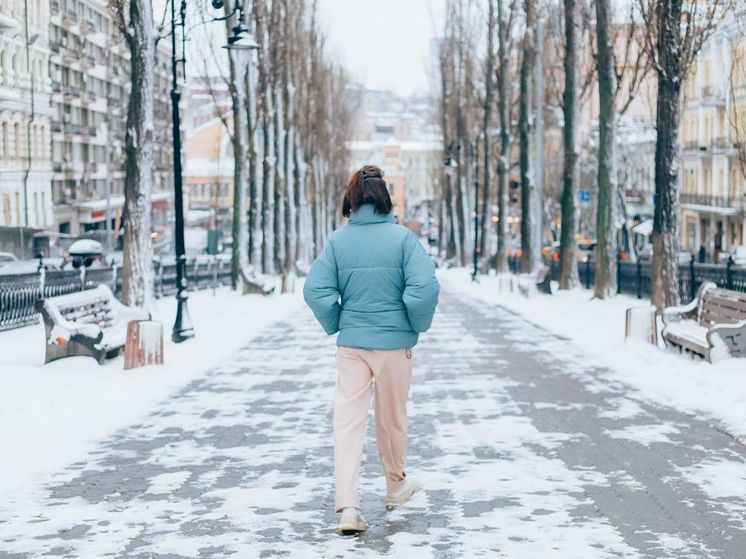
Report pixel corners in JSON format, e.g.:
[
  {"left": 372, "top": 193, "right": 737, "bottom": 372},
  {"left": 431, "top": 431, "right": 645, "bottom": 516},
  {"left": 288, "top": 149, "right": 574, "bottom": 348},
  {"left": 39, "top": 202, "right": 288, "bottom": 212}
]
[
  {"left": 441, "top": 269, "right": 746, "bottom": 440},
  {"left": 0, "top": 286, "right": 303, "bottom": 495},
  {"left": 605, "top": 422, "right": 681, "bottom": 446}
]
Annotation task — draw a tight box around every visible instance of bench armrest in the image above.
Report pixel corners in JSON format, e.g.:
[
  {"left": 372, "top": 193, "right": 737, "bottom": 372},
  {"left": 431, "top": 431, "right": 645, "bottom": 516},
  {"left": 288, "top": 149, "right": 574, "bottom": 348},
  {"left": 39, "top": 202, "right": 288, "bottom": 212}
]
[
  {"left": 707, "top": 320, "right": 746, "bottom": 360},
  {"left": 36, "top": 299, "right": 103, "bottom": 343},
  {"left": 661, "top": 299, "right": 699, "bottom": 326},
  {"left": 110, "top": 297, "right": 151, "bottom": 323},
  {"left": 662, "top": 282, "right": 717, "bottom": 326}
]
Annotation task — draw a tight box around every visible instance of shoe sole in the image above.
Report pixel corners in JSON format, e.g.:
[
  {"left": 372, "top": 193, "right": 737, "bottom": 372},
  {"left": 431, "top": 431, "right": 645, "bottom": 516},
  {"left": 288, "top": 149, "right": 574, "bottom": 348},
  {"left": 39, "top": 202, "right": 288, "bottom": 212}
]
[
  {"left": 337, "top": 520, "right": 367, "bottom": 534},
  {"left": 386, "top": 483, "right": 415, "bottom": 506}
]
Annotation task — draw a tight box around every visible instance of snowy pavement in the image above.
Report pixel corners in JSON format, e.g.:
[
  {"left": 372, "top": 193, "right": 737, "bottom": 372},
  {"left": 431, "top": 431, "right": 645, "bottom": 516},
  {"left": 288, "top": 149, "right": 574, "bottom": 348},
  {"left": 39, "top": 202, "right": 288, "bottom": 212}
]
[{"left": 1, "top": 285, "right": 746, "bottom": 557}]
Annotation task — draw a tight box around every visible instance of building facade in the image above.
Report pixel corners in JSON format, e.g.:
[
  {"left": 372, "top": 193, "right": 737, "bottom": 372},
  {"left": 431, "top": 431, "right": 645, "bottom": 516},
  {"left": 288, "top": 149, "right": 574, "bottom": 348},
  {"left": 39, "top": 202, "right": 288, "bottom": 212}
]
[
  {"left": 348, "top": 87, "right": 441, "bottom": 223},
  {"left": 680, "top": 19, "right": 746, "bottom": 259},
  {"left": 47, "top": 0, "right": 173, "bottom": 243},
  {"left": 0, "top": 0, "right": 53, "bottom": 229}
]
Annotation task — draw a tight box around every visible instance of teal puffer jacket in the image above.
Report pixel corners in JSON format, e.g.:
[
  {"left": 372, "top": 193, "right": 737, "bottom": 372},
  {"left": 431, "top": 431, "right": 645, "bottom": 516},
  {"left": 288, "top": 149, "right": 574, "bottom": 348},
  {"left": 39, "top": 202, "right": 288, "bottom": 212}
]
[{"left": 303, "top": 204, "right": 440, "bottom": 349}]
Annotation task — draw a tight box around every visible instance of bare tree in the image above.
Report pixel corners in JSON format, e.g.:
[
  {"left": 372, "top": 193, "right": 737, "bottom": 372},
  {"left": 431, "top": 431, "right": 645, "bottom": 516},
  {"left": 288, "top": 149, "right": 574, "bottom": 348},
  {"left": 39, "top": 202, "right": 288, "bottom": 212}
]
[
  {"left": 480, "top": 0, "right": 497, "bottom": 267},
  {"left": 558, "top": 0, "right": 580, "bottom": 289},
  {"left": 593, "top": 0, "right": 617, "bottom": 299},
  {"left": 519, "top": 0, "right": 536, "bottom": 273},
  {"left": 639, "top": 0, "right": 727, "bottom": 309},
  {"left": 110, "top": 0, "right": 156, "bottom": 308},
  {"left": 495, "top": 0, "right": 517, "bottom": 273}
]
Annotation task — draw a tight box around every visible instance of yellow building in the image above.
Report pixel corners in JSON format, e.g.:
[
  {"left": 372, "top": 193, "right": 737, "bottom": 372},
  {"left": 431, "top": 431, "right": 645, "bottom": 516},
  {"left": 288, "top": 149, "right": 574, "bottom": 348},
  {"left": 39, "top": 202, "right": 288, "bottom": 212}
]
[{"left": 680, "top": 20, "right": 746, "bottom": 258}]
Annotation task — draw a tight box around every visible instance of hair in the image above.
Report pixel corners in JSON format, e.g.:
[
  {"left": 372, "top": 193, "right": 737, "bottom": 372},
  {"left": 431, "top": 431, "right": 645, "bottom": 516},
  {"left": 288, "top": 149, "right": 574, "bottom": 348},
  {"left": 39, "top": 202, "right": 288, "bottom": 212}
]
[{"left": 341, "top": 165, "right": 393, "bottom": 218}]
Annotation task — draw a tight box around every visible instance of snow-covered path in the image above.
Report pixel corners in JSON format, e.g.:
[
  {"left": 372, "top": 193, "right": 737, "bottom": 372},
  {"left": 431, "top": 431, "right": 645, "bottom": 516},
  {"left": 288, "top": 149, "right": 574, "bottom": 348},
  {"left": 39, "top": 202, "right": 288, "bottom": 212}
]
[{"left": 1, "top": 286, "right": 745, "bottom": 557}]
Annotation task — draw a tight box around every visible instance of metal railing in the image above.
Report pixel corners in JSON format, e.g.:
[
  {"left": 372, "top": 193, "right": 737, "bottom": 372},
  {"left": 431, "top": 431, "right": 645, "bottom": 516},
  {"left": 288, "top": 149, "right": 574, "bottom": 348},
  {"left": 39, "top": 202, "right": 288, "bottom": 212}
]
[
  {"left": 0, "top": 260, "right": 233, "bottom": 332},
  {"left": 680, "top": 192, "right": 733, "bottom": 208},
  {"left": 507, "top": 254, "right": 746, "bottom": 305}
]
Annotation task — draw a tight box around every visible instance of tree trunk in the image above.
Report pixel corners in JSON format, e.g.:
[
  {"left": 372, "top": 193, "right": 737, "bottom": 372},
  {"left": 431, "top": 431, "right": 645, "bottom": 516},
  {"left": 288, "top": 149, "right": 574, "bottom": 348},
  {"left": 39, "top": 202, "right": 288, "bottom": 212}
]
[
  {"left": 519, "top": 0, "right": 535, "bottom": 273},
  {"left": 651, "top": 0, "right": 683, "bottom": 310},
  {"left": 480, "top": 0, "right": 496, "bottom": 268},
  {"left": 495, "top": 0, "right": 510, "bottom": 273},
  {"left": 593, "top": 0, "right": 617, "bottom": 298},
  {"left": 121, "top": 0, "right": 155, "bottom": 308},
  {"left": 559, "top": 0, "right": 580, "bottom": 289},
  {"left": 225, "top": 5, "right": 249, "bottom": 288},
  {"left": 246, "top": 62, "right": 261, "bottom": 268}
]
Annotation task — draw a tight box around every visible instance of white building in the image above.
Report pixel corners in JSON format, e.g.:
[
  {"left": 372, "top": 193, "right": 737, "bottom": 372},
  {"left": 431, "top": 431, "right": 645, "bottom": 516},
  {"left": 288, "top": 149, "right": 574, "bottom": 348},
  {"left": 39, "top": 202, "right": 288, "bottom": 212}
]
[{"left": 0, "top": 0, "right": 53, "bottom": 229}]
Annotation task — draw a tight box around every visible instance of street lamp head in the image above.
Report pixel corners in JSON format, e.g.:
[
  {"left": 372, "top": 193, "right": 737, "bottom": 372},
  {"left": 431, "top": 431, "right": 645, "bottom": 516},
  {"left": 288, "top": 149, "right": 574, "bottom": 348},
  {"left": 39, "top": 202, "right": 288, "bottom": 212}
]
[{"left": 224, "top": 26, "right": 260, "bottom": 51}]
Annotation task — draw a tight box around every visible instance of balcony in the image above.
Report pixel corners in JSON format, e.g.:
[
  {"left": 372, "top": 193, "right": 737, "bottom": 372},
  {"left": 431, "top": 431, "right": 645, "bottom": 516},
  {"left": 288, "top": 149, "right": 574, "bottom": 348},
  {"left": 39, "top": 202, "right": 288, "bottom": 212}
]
[
  {"left": 710, "top": 137, "right": 733, "bottom": 152},
  {"left": 62, "top": 9, "right": 78, "bottom": 26},
  {"left": 680, "top": 192, "right": 733, "bottom": 208},
  {"left": 63, "top": 85, "right": 81, "bottom": 100},
  {"left": 80, "top": 90, "right": 96, "bottom": 104},
  {"left": 701, "top": 86, "right": 726, "bottom": 106},
  {"left": 80, "top": 19, "right": 95, "bottom": 36}
]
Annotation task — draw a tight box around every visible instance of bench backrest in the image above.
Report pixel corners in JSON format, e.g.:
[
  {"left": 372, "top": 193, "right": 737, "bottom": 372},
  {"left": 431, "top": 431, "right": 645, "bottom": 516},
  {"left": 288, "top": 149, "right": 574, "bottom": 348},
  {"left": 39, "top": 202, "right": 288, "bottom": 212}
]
[
  {"left": 699, "top": 287, "right": 746, "bottom": 327},
  {"left": 46, "top": 285, "right": 117, "bottom": 329}
]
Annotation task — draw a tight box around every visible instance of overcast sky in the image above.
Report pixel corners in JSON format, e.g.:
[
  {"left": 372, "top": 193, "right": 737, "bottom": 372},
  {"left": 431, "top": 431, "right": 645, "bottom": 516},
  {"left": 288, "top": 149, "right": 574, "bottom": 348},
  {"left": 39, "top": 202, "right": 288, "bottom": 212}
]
[{"left": 317, "top": 0, "right": 445, "bottom": 97}]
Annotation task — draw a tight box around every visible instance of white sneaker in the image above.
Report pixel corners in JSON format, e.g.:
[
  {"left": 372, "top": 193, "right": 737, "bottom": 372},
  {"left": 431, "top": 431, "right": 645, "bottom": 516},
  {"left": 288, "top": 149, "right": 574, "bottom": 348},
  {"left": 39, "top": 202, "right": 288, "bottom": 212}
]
[
  {"left": 337, "top": 507, "right": 367, "bottom": 533},
  {"left": 386, "top": 478, "right": 415, "bottom": 506}
]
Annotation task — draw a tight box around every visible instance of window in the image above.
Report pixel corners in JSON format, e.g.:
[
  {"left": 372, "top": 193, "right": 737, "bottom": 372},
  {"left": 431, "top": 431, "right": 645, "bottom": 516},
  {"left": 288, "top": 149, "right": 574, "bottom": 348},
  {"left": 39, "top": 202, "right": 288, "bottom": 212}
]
[
  {"left": 13, "top": 122, "right": 20, "bottom": 158},
  {"left": 2, "top": 194, "right": 10, "bottom": 225}
]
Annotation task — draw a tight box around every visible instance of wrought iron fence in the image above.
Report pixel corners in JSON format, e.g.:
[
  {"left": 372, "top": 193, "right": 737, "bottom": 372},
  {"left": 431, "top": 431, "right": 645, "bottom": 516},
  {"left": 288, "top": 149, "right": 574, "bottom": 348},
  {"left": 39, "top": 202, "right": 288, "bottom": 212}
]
[
  {"left": 0, "top": 260, "right": 233, "bottom": 332},
  {"left": 507, "top": 254, "right": 746, "bottom": 304}
]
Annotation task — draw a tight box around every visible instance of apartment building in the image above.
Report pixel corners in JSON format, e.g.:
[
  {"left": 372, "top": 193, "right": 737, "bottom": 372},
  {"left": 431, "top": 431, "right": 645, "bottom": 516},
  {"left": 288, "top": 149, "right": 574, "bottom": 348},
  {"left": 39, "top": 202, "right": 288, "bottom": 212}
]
[
  {"left": 48, "top": 0, "right": 173, "bottom": 242},
  {"left": 680, "top": 17, "right": 746, "bottom": 259},
  {"left": 0, "top": 0, "right": 53, "bottom": 228}
]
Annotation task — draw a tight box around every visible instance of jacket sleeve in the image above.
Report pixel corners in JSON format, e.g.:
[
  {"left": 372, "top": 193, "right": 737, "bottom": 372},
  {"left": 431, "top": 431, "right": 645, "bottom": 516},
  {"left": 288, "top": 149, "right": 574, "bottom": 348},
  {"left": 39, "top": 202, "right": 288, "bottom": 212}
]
[
  {"left": 402, "top": 233, "right": 440, "bottom": 333},
  {"left": 303, "top": 239, "right": 341, "bottom": 335}
]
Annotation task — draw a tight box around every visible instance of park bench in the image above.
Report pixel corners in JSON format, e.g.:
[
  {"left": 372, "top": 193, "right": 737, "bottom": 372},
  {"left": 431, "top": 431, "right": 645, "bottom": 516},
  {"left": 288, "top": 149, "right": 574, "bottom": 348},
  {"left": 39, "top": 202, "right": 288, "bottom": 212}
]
[
  {"left": 662, "top": 281, "right": 746, "bottom": 362},
  {"left": 517, "top": 264, "right": 553, "bottom": 297},
  {"left": 36, "top": 285, "right": 150, "bottom": 365}
]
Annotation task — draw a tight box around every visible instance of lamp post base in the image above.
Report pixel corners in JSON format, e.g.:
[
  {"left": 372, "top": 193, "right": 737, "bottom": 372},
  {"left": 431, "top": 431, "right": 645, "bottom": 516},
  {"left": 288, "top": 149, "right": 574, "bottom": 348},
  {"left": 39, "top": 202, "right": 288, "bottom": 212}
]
[{"left": 172, "top": 292, "right": 195, "bottom": 343}]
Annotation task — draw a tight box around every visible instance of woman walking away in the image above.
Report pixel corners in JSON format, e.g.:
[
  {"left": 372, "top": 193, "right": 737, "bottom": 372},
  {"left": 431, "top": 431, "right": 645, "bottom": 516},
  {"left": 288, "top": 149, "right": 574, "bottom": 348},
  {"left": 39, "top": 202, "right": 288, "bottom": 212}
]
[{"left": 303, "top": 165, "right": 440, "bottom": 534}]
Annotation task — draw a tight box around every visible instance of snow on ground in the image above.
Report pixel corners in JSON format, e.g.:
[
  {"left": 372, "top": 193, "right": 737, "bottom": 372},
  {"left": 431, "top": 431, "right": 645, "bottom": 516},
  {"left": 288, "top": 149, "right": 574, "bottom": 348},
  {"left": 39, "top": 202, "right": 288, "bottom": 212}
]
[
  {"left": 0, "top": 285, "right": 303, "bottom": 495},
  {"left": 441, "top": 268, "right": 746, "bottom": 440}
]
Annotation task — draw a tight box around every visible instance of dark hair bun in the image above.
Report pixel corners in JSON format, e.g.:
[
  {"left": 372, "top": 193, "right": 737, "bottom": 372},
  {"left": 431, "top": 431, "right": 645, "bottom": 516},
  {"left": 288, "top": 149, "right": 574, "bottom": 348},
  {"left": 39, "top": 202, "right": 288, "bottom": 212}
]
[{"left": 360, "top": 165, "right": 383, "bottom": 180}]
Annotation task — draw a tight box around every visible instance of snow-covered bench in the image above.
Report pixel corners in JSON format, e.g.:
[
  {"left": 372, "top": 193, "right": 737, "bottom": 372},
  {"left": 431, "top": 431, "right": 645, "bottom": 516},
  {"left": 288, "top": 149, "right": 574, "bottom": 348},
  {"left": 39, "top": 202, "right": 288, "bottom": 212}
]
[
  {"left": 36, "top": 285, "right": 150, "bottom": 365},
  {"left": 662, "top": 282, "right": 746, "bottom": 362},
  {"left": 517, "top": 265, "right": 553, "bottom": 297}
]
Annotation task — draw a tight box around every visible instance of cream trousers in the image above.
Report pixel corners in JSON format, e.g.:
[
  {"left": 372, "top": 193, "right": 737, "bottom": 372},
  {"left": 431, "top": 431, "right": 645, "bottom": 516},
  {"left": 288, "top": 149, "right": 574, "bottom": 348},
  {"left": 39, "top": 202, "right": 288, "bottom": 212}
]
[{"left": 334, "top": 346, "right": 413, "bottom": 512}]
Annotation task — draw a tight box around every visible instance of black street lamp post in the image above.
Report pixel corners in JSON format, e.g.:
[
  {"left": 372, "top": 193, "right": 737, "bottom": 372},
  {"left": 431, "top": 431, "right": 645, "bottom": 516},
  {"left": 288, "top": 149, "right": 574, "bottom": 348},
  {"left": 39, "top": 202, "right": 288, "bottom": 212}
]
[
  {"left": 470, "top": 142, "right": 479, "bottom": 282},
  {"left": 171, "top": 0, "right": 193, "bottom": 343},
  {"left": 170, "top": 0, "right": 259, "bottom": 343}
]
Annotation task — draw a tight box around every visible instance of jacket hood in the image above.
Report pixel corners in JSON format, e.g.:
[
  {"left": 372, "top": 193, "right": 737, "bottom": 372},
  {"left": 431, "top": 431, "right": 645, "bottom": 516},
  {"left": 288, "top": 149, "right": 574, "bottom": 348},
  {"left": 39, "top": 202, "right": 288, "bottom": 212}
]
[{"left": 349, "top": 204, "right": 396, "bottom": 225}]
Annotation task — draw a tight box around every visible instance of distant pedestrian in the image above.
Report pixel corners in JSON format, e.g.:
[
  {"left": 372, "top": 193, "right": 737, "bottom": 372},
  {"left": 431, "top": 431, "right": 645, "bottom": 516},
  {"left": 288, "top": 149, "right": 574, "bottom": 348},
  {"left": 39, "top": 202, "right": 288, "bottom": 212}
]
[
  {"left": 698, "top": 245, "right": 707, "bottom": 263},
  {"left": 303, "top": 165, "right": 440, "bottom": 534}
]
